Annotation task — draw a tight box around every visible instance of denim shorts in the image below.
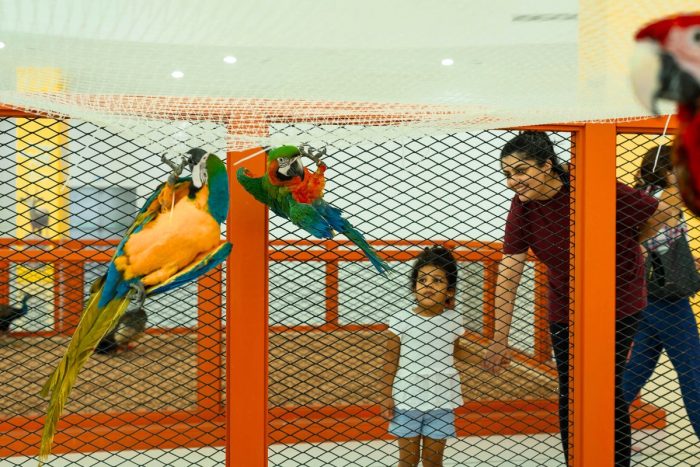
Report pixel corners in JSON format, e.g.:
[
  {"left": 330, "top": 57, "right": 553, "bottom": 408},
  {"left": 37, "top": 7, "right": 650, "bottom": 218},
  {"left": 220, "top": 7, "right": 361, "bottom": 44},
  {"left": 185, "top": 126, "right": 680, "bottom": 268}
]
[{"left": 388, "top": 408, "right": 456, "bottom": 439}]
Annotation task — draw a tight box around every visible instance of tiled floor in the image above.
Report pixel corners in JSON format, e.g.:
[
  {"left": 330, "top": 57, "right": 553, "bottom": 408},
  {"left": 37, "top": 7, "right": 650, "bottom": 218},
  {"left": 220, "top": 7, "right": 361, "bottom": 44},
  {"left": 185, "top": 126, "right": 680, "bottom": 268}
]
[{"left": 7, "top": 350, "right": 698, "bottom": 466}]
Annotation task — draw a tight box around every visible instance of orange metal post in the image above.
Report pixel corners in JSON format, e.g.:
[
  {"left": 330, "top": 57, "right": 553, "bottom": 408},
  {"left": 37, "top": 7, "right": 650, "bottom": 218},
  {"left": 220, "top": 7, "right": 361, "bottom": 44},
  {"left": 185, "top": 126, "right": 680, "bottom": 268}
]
[
  {"left": 226, "top": 125, "right": 269, "bottom": 467},
  {"left": 615, "top": 115, "right": 678, "bottom": 134},
  {"left": 56, "top": 260, "right": 84, "bottom": 334},
  {"left": 572, "top": 123, "right": 617, "bottom": 467},
  {"left": 0, "top": 262, "right": 8, "bottom": 305}
]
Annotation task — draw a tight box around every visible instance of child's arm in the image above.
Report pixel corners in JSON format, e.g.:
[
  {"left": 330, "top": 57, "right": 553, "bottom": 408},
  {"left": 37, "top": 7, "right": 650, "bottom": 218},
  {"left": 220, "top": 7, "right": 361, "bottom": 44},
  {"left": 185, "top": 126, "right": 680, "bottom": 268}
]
[
  {"left": 380, "top": 331, "right": 400, "bottom": 418},
  {"left": 482, "top": 252, "right": 527, "bottom": 374}
]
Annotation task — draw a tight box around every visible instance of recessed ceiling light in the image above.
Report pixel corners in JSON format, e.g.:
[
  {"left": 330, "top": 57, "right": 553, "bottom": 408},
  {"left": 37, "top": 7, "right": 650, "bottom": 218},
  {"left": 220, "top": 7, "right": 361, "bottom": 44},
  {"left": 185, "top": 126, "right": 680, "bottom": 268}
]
[
  {"left": 171, "top": 70, "right": 184, "bottom": 79},
  {"left": 223, "top": 55, "right": 237, "bottom": 64},
  {"left": 0, "top": 42, "right": 6, "bottom": 49},
  {"left": 441, "top": 58, "right": 454, "bottom": 66}
]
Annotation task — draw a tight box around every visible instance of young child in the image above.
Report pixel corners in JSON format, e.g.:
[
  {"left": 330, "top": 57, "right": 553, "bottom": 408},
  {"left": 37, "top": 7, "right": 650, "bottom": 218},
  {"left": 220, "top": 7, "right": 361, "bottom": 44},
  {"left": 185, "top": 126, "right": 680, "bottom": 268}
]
[{"left": 381, "top": 246, "right": 465, "bottom": 467}]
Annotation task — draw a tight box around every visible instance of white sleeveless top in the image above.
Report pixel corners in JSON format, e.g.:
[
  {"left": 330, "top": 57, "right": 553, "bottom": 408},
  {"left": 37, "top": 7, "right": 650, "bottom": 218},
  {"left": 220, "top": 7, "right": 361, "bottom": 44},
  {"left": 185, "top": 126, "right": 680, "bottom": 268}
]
[{"left": 388, "top": 308, "right": 465, "bottom": 411}]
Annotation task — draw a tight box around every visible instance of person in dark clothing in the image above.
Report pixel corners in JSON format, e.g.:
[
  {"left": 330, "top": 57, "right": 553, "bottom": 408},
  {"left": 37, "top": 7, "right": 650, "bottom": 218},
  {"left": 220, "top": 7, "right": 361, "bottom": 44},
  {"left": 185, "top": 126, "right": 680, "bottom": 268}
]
[{"left": 482, "top": 131, "right": 669, "bottom": 467}]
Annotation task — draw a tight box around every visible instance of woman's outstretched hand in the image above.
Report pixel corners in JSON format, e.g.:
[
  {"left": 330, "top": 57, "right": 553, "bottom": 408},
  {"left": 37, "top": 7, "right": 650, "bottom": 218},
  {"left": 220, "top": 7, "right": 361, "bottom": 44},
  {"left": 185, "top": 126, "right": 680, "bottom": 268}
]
[{"left": 482, "top": 340, "right": 512, "bottom": 374}]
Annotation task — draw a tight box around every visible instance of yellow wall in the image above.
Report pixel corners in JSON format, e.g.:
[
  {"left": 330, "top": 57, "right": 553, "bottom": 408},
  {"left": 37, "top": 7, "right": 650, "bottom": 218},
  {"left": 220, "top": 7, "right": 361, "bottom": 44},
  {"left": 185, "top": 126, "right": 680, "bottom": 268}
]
[{"left": 14, "top": 68, "right": 70, "bottom": 299}]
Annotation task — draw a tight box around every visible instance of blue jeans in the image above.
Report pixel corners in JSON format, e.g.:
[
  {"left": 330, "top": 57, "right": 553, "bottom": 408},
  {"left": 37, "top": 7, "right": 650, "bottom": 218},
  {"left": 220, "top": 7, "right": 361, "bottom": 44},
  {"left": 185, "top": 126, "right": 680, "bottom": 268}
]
[
  {"left": 621, "top": 297, "right": 700, "bottom": 438},
  {"left": 388, "top": 408, "right": 456, "bottom": 439}
]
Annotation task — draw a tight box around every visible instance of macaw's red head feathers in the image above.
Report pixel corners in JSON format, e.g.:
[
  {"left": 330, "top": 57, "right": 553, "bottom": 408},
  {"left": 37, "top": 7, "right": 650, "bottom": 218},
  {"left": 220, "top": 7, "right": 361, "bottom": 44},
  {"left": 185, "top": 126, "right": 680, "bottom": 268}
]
[
  {"left": 632, "top": 13, "right": 700, "bottom": 216},
  {"left": 635, "top": 14, "right": 700, "bottom": 44},
  {"left": 631, "top": 13, "right": 700, "bottom": 114}
]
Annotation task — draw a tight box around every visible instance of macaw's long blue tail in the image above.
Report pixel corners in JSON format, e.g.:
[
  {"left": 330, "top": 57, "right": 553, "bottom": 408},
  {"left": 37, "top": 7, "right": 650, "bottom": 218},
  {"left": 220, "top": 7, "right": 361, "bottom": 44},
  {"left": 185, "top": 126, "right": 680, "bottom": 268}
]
[{"left": 313, "top": 200, "right": 391, "bottom": 276}]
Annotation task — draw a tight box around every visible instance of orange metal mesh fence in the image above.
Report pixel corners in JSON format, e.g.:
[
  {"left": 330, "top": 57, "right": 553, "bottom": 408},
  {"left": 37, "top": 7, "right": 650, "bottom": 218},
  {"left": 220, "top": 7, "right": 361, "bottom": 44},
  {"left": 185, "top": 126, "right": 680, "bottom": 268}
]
[
  {"left": 616, "top": 133, "right": 700, "bottom": 467},
  {"left": 1, "top": 114, "right": 696, "bottom": 466},
  {"left": 0, "top": 116, "right": 227, "bottom": 466},
  {"left": 265, "top": 126, "right": 573, "bottom": 466}
]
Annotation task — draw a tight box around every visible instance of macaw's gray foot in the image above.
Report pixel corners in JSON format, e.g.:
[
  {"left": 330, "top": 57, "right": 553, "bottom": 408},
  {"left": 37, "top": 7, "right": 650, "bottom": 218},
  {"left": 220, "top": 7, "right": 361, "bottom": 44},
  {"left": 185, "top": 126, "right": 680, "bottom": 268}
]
[
  {"left": 298, "top": 144, "right": 326, "bottom": 165},
  {"left": 128, "top": 282, "right": 146, "bottom": 309},
  {"left": 161, "top": 153, "right": 188, "bottom": 184}
]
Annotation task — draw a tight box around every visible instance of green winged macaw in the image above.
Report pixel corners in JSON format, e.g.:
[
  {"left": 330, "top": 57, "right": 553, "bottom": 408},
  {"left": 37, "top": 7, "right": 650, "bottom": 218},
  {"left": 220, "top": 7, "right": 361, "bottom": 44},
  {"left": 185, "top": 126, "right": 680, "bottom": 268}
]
[
  {"left": 237, "top": 145, "right": 390, "bottom": 275},
  {"left": 39, "top": 148, "right": 231, "bottom": 464},
  {"left": 631, "top": 13, "right": 700, "bottom": 214}
]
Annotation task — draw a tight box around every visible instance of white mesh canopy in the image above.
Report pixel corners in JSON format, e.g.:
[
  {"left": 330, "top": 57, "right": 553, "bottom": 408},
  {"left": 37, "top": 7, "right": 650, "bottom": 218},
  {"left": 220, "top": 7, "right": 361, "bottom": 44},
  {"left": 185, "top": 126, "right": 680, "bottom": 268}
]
[{"left": 0, "top": 0, "right": 697, "bottom": 148}]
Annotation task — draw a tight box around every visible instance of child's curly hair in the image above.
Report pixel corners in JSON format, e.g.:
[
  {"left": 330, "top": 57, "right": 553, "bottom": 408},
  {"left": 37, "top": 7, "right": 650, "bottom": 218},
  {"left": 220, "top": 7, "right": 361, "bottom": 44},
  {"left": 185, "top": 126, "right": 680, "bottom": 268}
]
[{"left": 410, "top": 246, "right": 458, "bottom": 292}]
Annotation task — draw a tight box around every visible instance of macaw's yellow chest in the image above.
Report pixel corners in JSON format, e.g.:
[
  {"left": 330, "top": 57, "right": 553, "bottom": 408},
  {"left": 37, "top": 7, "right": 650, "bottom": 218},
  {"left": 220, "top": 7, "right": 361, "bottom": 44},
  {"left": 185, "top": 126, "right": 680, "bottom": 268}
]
[{"left": 115, "top": 187, "right": 222, "bottom": 285}]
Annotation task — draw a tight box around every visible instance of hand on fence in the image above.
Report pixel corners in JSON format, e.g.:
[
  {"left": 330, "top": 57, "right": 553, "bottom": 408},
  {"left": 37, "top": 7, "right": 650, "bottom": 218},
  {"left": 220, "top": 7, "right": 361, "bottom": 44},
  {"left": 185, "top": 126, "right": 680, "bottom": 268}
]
[{"left": 482, "top": 340, "right": 512, "bottom": 374}]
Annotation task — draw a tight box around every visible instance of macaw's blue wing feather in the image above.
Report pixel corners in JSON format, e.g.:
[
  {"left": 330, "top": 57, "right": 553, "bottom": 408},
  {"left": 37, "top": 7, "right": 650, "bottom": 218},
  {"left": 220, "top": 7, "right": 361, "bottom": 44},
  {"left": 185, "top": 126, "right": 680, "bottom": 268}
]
[
  {"left": 146, "top": 241, "right": 233, "bottom": 296},
  {"left": 312, "top": 200, "right": 391, "bottom": 275},
  {"left": 289, "top": 201, "right": 334, "bottom": 239}
]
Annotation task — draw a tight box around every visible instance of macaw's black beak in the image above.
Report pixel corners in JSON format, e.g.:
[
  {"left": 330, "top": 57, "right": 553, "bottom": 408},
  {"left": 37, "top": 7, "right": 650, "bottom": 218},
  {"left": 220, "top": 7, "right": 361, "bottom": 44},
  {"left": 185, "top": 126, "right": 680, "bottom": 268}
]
[
  {"left": 652, "top": 53, "right": 700, "bottom": 114},
  {"left": 288, "top": 158, "right": 305, "bottom": 179},
  {"left": 186, "top": 148, "right": 207, "bottom": 171},
  {"left": 277, "top": 156, "right": 305, "bottom": 180}
]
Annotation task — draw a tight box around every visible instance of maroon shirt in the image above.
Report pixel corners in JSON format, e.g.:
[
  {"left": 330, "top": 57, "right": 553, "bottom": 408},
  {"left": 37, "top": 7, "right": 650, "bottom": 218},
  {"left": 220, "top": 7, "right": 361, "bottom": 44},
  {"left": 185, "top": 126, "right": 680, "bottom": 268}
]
[{"left": 503, "top": 182, "right": 658, "bottom": 323}]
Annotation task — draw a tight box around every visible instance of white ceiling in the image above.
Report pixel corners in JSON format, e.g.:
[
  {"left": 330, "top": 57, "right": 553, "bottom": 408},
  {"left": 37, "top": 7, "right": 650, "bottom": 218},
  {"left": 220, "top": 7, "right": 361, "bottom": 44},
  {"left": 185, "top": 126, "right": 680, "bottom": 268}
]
[
  {"left": 0, "top": 0, "right": 578, "bottom": 48},
  {"left": 0, "top": 0, "right": 693, "bottom": 132}
]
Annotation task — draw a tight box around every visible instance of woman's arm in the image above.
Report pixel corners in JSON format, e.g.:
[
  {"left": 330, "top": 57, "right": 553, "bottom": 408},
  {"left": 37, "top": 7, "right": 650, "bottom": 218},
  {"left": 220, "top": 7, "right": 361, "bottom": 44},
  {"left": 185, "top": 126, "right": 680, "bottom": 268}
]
[
  {"left": 482, "top": 252, "right": 527, "bottom": 374},
  {"left": 380, "top": 332, "right": 400, "bottom": 418}
]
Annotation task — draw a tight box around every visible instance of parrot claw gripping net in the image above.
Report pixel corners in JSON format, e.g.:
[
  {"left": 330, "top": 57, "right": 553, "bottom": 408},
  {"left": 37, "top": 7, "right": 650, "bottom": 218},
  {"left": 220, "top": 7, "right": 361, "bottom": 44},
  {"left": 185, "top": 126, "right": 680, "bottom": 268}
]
[
  {"left": 161, "top": 153, "right": 189, "bottom": 185},
  {"left": 298, "top": 144, "right": 327, "bottom": 165},
  {"left": 37, "top": 148, "right": 232, "bottom": 464},
  {"left": 128, "top": 281, "right": 147, "bottom": 310}
]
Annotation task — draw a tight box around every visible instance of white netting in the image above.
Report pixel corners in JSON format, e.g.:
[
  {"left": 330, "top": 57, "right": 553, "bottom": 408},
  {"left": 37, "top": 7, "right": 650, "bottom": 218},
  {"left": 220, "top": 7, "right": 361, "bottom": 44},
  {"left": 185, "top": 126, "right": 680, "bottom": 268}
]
[{"left": 0, "top": 0, "right": 697, "bottom": 147}]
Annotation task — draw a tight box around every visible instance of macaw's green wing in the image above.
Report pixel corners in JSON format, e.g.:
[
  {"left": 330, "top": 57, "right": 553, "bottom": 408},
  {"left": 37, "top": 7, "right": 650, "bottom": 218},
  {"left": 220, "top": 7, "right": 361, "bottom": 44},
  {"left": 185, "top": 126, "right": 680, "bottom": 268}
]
[
  {"left": 236, "top": 168, "right": 272, "bottom": 205},
  {"left": 146, "top": 241, "right": 233, "bottom": 296},
  {"left": 289, "top": 202, "right": 334, "bottom": 239}
]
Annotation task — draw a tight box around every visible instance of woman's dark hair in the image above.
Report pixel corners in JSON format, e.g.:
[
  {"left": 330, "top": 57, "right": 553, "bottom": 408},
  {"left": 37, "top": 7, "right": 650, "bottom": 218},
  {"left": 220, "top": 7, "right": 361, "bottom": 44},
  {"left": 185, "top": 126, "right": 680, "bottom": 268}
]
[
  {"left": 500, "top": 130, "right": 568, "bottom": 183},
  {"left": 410, "top": 246, "right": 458, "bottom": 292},
  {"left": 635, "top": 144, "right": 673, "bottom": 190}
]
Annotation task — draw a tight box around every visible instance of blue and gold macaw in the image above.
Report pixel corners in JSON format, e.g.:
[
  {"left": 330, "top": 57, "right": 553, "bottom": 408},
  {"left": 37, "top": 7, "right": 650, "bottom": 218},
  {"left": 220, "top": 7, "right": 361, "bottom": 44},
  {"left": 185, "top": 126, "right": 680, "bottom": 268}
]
[{"left": 39, "top": 148, "right": 231, "bottom": 464}]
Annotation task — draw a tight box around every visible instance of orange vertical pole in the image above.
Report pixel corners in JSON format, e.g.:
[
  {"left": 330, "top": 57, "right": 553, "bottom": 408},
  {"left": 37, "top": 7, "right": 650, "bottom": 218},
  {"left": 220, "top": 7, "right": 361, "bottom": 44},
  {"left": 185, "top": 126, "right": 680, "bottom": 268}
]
[
  {"left": 226, "top": 120, "right": 269, "bottom": 467},
  {"left": 56, "top": 260, "right": 84, "bottom": 334},
  {"left": 572, "top": 123, "right": 617, "bottom": 467},
  {"left": 196, "top": 266, "right": 224, "bottom": 417},
  {"left": 0, "top": 262, "right": 9, "bottom": 305}
]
